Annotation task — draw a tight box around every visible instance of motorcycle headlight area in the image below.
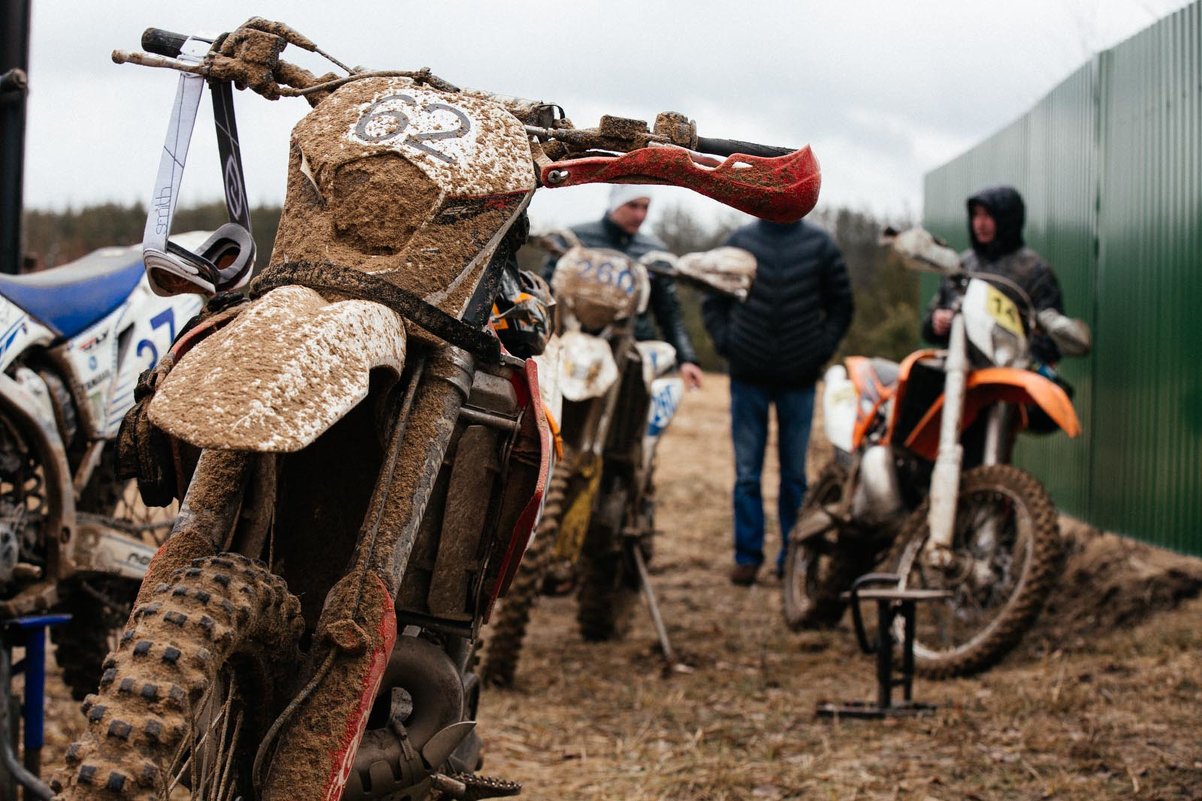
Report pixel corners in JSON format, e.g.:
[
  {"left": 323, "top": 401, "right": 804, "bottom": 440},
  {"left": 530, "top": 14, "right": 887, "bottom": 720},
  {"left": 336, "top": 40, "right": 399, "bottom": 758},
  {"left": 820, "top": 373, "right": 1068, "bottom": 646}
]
[
  {"left": 552, "top": 247, "right": 648, "bottom": 331},
  {"left": 989, "top": 325, "right": 1025, "bottom": 368},
  {"left": 328, "top": 153, "right": 442, "bottom": 254}
]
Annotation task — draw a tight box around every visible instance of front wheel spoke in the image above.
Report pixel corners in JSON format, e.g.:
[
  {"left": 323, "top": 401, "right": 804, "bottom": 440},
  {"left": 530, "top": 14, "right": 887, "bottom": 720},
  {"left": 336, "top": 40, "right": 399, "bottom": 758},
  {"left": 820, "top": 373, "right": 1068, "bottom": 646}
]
[
  {"left": 166, "top": 723, "right": 193, "bottom": 793},
  {"left": 206, "top": 675, "right": 239, "bottom": 800},
  {"left": 216, "top": 710, "right": 245, "bottom": 801},
  {"left": 931, "top": 602, "right": 954, "bottom": 646},
  {"left": 220, "top": 676, "right": 243, "bottom": 797},
  {"left": 168, "top": 685, "right": 231, "bottom": 795}
]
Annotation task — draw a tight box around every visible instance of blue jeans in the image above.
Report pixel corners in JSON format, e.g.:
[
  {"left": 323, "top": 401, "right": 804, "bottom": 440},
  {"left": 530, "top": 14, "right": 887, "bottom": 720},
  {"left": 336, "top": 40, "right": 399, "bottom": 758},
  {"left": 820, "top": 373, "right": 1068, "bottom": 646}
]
[{"left": 730, "top": 378, "right": 816, "bottom": 571}]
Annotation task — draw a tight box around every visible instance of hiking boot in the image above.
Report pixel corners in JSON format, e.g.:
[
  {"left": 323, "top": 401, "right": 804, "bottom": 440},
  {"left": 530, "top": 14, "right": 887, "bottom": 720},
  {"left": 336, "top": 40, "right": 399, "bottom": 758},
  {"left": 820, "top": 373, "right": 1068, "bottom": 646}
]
[{"left": 730, "top": 564, "right": 758, "bottom": 586}]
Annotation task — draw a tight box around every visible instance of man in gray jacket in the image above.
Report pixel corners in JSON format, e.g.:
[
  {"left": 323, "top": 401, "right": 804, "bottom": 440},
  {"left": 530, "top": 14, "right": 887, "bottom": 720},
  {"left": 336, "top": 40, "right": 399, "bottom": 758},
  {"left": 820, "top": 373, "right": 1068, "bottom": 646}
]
[{"left": 703, "top": 218, "right": 853, "bottom": 585}]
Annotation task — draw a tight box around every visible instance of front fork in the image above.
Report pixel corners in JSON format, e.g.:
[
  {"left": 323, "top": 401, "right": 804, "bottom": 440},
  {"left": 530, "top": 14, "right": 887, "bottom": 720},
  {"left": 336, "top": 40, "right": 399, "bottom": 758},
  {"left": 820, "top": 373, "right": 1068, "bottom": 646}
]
[
  {"left": 924, "top": 314, "right": 967, "bottom": 565},
  {"left": 136, "top": 346, "right": 476, "bottom": 801},
  {"left": 969, "top": 403, "right": 1013, "bottom": 563},
  {"left": 263, "top": 346, "right": 472, "bottom": 801}
]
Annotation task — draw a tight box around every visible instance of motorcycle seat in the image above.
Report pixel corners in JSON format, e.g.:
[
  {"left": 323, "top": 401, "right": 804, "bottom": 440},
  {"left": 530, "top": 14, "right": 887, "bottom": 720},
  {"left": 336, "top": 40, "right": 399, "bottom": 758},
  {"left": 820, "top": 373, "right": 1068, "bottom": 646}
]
[
  {"left": 869, "top": 358, "right": 900, "bottom": 391},
  {"left": 0, "top": 245, "right": 146, "bottom": 338}
]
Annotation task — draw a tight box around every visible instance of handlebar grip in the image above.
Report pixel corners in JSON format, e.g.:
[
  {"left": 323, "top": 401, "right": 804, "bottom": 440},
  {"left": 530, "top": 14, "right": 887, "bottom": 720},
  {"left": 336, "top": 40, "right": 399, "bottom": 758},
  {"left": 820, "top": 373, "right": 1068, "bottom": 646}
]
[
  {"left": 141, "top": 28, "right": 191, "bottom": 58},
  {"left": 696, "top": 136, "right": 795, "bottom": 159},
  {"left": 0, "top": 69, "right": 28, "bottom": 96}
]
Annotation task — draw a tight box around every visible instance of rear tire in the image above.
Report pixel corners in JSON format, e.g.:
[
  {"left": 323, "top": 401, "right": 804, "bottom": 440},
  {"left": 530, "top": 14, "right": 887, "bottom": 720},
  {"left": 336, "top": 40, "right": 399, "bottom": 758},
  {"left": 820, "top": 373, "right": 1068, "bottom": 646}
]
[
  {"left": 576, "top": 550, "right": 636, "bottom": 643},
  {"left": 482, "top": 458, "right": 572, "bottom": 687},
  {"left": 57, "top": 553, "right": 303, "bottom": 801},
  {"left": 890, "top": 464, "right": 1061, "bottom": 678},
  {"left": 782, "top": 462, "right": 854, "bottom": 630},
  {"left": 52, "top": 579, "right": 136, "bottom": 702},
  {"left": 54, "top": 449, "right": 180, "bottom": 700}
]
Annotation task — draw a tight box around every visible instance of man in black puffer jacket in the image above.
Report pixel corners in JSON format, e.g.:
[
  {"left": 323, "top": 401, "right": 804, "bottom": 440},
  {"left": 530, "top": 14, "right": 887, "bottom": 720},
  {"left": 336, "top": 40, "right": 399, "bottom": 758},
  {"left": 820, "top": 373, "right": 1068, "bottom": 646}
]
[
  {"left": 703, "top": 218, "right": 853, "bottom": 585},
  {"left": 922, "top": 185, "right": 1065, "bottom": 365},
  {"left": 545, "top": 186, "right": 703, "bottom": 389}
]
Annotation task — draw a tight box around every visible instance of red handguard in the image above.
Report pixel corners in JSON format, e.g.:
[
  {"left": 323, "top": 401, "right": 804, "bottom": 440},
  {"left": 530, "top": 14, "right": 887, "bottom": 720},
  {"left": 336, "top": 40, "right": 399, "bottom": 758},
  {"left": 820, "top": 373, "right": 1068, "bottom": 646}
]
[{"left": 542, "top": 145, "right": 821, "bottom": 223}]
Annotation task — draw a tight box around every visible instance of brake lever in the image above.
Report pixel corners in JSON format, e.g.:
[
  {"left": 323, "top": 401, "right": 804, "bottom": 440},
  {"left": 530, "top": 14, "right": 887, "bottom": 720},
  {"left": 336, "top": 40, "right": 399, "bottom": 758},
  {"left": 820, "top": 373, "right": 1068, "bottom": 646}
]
[{"left": 111, "top": 49, "right": 212, "bottom": 75}]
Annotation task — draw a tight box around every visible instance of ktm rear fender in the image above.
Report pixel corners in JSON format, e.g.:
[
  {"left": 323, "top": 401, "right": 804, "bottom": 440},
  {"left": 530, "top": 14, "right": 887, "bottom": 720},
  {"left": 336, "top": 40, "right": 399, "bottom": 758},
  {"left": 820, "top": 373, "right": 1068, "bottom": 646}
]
[
  {"left": 901, "top": 367, "right": 1080, "bottom": 460},
  {"left": 148, "top": 285, "right": 406, "bottom": 451}
]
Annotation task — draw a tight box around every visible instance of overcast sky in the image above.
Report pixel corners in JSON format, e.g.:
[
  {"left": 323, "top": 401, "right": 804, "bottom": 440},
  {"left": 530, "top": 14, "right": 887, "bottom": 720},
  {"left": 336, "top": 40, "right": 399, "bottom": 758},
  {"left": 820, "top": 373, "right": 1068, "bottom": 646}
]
[{"left": 20, "top": 0, "right": 1193, "bottom": 233}]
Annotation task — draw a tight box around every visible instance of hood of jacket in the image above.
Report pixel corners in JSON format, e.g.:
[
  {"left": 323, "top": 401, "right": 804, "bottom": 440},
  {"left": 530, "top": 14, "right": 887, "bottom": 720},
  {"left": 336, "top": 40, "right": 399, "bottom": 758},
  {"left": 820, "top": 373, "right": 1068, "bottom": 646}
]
[{"left": 967, "top": 185, "right": 1025, "bottom": 259}]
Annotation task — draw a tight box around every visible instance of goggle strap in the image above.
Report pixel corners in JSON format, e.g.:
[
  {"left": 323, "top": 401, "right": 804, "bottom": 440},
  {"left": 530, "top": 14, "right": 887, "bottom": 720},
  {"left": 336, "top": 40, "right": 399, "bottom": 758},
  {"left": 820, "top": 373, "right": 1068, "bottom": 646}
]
[
  {"left": 142, "top": 37, "right": 208, "bottom": 258},
  {"left": 142, "top": 36, "right": 255, "bottom": 295}
]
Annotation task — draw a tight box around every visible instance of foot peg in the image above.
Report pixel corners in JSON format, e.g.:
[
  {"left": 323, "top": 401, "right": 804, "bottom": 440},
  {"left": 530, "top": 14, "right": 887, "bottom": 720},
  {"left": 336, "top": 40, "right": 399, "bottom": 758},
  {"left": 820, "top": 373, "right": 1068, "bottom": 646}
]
[{"left": 431, "top": 772, "right": 522, "bottom": 800}]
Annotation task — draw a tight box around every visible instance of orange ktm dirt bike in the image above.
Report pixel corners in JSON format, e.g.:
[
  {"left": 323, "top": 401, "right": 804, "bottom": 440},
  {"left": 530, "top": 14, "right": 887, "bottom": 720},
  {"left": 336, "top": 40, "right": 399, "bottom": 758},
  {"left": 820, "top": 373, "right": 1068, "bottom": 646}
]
[
  {"left": 55, "top": 18, "right": 821, "bottom": 801},
  {"left": 481, "top": 238, "right": 755, "bottom": 686},
  {"left": 783, "top": 228, "right": 1091, "bottom": 678}
]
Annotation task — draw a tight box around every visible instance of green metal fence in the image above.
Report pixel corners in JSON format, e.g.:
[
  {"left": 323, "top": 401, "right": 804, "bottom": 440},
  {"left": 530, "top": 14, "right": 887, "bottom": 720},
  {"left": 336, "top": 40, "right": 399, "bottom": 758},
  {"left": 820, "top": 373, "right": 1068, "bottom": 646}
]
[{"left": 922, "top": 1, "right": 1201, "bottom": 556}]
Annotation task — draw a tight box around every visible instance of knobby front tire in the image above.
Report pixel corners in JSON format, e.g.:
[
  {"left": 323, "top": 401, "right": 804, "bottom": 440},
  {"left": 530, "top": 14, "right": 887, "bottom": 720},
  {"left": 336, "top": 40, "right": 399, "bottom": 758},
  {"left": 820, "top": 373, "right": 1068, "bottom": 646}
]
[
  {"left": 890, "top": 464, "right": 1062, "bottom": 678},
  {"left": 57, "top": 554, "right": 303, "bottom": 801},
  {"left": 782, "top": 461, "right": 854, "bottom": 631}
]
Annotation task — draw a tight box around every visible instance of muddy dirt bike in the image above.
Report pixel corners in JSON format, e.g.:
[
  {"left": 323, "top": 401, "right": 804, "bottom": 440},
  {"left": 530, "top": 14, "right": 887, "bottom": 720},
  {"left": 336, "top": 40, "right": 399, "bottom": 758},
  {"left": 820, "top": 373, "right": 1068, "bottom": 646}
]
[
  {"left": 481, "top": 237, "right": 754, "bottom": 686},
  {"left": 0, "top": 238, "right": 200, "bottom": 797},
  {"left": 783, "top": 227, "right": 1091, "bottom": 678},
  {"left": 54, "top": 18, "right": 820, "bottom": 801}
]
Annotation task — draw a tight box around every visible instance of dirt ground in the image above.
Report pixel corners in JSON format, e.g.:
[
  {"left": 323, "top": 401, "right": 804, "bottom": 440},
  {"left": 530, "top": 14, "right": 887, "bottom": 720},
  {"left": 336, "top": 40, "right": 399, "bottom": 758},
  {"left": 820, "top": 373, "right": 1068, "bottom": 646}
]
[
  {"left": 476, "top": 374, "right": 1202, "bottom": 801},
  {"left": 35, "top": 374, "right": 1202, "bottom": 800}
]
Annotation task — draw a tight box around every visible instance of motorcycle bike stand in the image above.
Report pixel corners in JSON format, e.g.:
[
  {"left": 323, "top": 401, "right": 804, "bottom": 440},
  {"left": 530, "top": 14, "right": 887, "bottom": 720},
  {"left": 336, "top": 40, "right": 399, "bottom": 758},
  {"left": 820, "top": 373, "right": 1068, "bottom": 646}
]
[
  {"left": 630, "top": 544, "right": 681, "bottom": 674},
  {"left": 816, "top": 573, "right": 949, "bottom": 719},
  {"left": 1, "top": 614, "right": 72, "bottom": 801}
]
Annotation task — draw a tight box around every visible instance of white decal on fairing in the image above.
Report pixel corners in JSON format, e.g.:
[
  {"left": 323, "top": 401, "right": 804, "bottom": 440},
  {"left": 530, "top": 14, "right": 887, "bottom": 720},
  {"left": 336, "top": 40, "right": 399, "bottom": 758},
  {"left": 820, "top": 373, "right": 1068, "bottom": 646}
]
[
  {"left": 344, "top": 81, "right": 535, "bottom": 197},
  {"left": 647, "top": 376, "right": 684, "bottom": 438},
  {"left": 0, "top": 298, "right": 54, "bottom": 374},
  {"left": 635, "top": 341, "right": 677, "bottom": 384},
  {"left": 101, "top": 272, "right": 204, "bottom": 438}
]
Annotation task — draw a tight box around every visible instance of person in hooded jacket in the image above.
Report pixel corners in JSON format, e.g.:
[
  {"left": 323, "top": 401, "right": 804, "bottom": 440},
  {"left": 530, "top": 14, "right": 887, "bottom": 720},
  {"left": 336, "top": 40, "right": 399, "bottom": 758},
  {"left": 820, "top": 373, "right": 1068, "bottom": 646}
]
[
  {"left": 702, "top": 217, "right": 853, "bottom": 586},
  {"left": 923, "top": 185, "right": 1065, "bottom": 365},
  {"left": 544, "top": 185, "right": 703, "bottom": 389}
]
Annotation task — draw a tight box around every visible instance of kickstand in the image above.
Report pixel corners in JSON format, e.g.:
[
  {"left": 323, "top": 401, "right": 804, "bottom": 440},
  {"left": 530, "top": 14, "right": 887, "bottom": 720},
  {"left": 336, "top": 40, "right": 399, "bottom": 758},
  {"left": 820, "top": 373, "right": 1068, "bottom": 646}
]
[{"left": 631, "top": 545, "right": 679, "bottom": 673}]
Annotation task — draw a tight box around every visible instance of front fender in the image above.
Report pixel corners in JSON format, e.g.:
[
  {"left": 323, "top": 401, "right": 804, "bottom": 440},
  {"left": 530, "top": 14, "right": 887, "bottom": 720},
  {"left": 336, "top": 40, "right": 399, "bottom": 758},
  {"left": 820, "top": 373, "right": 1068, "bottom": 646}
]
[
  {"left": 148, "top": 285, "right": 406, "bottom": 452},
  {"left": 902, "top": 367, "right": 1080, "bottom": 459},
  {"left": 967, "top": 368, "right": 1081, "bottom": 437},
  {"left": 558, "top": 330, "right": 618, "bottom": 402}
]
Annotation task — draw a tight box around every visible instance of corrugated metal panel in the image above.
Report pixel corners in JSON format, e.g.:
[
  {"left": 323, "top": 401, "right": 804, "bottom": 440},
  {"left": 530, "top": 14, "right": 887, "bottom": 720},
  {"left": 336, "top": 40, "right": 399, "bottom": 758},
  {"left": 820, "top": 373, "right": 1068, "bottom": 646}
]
[
  {"left": 1009, "top": 63, "right": 1098, "bottom": 521},
  {"left": 921, "top": 63, "right": 1098, "bottom": 522},
  {"left": 1091, "top": 2, "right": 1202, "bottom": 554},
  {"left": 922, "top": 0, "right": 1202, "bottom": 556}
]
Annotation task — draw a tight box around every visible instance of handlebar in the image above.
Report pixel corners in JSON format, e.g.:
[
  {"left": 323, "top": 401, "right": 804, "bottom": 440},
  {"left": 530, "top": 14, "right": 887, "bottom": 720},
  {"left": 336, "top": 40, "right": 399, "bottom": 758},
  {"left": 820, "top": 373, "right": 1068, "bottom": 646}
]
[
  {"left": 122, "top": 20, "right": 800, "bottom": 165},
  {"left": 695, "top": 137, "right": 793, "bottom": 159},
  {"left": 141, "top": 27, "right": 199, "bottom": 59},
  {"left": 0, "top": 69, "right": 28, "bottom": 96}
]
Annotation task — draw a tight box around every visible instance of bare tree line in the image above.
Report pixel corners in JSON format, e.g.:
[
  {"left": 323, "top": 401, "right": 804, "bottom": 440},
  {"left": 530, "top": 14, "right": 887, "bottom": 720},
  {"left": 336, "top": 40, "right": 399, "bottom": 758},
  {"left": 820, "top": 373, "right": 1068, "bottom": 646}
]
[{"left": 23, "top": 200, "right": 920, "bottom": 371}]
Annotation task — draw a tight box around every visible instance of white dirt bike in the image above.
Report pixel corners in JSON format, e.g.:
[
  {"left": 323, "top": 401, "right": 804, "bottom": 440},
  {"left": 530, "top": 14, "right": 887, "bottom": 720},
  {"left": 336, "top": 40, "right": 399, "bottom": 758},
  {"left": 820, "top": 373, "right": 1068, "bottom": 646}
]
[
  {"left": 481, "top": 237, "right": 754, "bottom": 685},
  {"left": 0, "top": 238, "right": 201, "bottom": 795}
]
